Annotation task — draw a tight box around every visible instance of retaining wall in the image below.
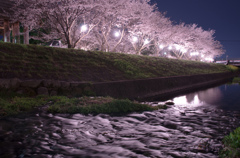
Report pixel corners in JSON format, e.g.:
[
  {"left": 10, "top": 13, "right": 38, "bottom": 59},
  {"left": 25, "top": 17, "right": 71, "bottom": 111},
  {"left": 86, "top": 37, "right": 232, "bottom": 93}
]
[
  {"left": 93, "top": 72, "right": 237, "bottom": 101},
  {"left": 0, "top": 72, "right": 237, "bottom": 100}
]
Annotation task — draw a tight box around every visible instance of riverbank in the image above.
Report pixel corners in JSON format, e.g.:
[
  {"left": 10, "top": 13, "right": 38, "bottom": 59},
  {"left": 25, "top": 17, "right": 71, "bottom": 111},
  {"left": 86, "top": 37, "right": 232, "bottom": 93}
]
[
  {"left": 1, "top": 42, "right": 239, "bottom": 99},
  {"left": 0, "top": 93, "right": 169, "bottom": 118},
  {"left": 0, "top": 42, "right": 237, "bottom": 82},
  {"left": 0, "top": 42, "right": 239, "bottom": 116}
]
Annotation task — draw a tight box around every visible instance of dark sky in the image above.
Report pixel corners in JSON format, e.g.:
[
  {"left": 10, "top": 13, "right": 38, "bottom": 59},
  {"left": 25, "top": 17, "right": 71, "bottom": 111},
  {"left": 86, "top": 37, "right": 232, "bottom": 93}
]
[{"left": 154, "top": 0, "right": 240, "bottom": 60}]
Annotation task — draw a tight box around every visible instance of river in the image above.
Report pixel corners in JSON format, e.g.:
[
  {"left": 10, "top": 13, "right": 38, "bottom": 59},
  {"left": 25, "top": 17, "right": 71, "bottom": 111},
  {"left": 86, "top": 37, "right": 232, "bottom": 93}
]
[{"left": 0, "top": 81, "right": 240, "bottom": 158}]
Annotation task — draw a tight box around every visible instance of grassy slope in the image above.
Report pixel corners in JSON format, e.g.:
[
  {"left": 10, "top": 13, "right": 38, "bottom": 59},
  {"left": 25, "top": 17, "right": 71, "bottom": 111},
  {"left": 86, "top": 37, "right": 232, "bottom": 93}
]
[{"left": 0, "top": 42, "right": 235, "bottom": 82}]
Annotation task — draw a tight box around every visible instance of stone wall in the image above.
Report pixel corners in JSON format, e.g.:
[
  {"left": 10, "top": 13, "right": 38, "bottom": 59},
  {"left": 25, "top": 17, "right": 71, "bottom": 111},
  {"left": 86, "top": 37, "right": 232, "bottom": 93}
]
[
  {"left": 0, "top": 72, "right": 237, "bottom": 100},
  {"left": 0, "top": 78, "right": 92, "bottom": 97}
]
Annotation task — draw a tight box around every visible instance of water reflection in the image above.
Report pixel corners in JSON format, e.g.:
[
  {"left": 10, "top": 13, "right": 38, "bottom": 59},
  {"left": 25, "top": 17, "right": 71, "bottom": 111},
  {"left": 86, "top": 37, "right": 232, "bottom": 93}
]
[
  {"left": 171, "top": 84, "right": 240, "bottom": 111},
  {"left": 198, "top": 88, "right": 222, "bottom": 105},
  {"left": 173, "top": 87, "right": 222, "bottom": 108}
]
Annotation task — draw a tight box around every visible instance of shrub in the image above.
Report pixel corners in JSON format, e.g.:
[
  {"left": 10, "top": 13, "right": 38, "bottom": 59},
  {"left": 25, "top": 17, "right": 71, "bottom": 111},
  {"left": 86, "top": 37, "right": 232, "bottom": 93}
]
[{"left": 220, "top": 127, "right": 240, "bottom": 158}]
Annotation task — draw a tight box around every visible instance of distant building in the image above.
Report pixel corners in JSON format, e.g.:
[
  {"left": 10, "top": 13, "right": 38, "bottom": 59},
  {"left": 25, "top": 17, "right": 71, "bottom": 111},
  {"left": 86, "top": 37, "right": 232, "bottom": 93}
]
[{"left": 0, "top": 0, "right": 29, "bottom": 44}]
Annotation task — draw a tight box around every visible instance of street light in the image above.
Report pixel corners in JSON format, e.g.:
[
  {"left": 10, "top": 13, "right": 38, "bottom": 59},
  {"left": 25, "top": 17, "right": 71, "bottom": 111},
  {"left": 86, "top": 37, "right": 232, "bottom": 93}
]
[
  {"left": 144, "top": 39, "right": 150, "bottom": 45},
  {"left": 181, "top": 48, "right": 187, "bottom": 53},
  {"left": 81, "top": 25, "right": 88, "bottom": 32},
  {"left": 114, "top": 31, "right": 120, "bottom": 37},
  {"left": 132, "top": 36, "right": 138, "bottom": 43},
  {"left": 175, "top": 45, "right": 181, "bottom": 51},
  {"left": 159, "top": 45, "right": 164, "bottom": 49}
]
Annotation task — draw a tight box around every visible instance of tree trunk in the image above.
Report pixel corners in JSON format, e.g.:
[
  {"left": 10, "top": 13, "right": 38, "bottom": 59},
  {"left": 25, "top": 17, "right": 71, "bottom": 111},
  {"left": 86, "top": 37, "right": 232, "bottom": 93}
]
[
  {"left": 3, "top": 19, "right": 10, "bottom": 42},
  {"left": 66, "top": 36, "right": 73, "bottom": 48},
  {"left": 68, "top": 44, "right": 72, "bottom": 48},
  {"left": 24, "top": 25, "right": 29, "bottom": 44}
]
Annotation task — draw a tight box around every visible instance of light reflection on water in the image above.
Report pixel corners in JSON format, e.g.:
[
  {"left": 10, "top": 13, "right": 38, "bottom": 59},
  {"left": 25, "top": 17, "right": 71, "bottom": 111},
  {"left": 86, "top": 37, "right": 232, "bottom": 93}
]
[
  {"left": 0, "top": 83, "right": 240, "bottom": 157},
  {"left": 171, "top": 87, "right": 222, "bottom": 109},
  {"left": 170, "top": 83, "right": 240, "bottom": 111}
]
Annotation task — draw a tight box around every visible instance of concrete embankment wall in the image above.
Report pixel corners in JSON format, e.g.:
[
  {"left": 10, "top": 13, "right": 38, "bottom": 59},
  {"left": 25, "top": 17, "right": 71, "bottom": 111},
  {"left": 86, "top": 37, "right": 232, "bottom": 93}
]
[
  {"left": 0, "top": 72, "right": 237, "bottom": 100},
  {"left": 93, "top": 72, "right": 237, "bottom": 101}
]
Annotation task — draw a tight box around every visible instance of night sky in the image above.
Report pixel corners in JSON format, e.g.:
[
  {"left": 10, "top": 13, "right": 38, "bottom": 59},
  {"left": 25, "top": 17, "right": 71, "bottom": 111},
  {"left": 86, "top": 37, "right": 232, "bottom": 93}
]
[{"left": 154, "top": 0, "right": 240, "bottom": 60}]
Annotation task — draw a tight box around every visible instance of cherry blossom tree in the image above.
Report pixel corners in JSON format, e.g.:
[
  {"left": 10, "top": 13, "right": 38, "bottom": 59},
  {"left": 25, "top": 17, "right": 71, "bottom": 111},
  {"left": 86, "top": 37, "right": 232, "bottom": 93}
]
[
  {"left": 11, "top": 0, "right": 224, "bottom": 60},
  {"left": 148, "top": 11, "right": 173, "bottom": 56},
  {"left": 87, "top": 0, "right": 129, "bottom": 52},
  {"left": 126, "top": 1, "right": 159, "bottom": 55},
  {"left": 86, "top": 0, "right": 158, "bottom": 53},
  {"left": 161, "top": 23, "right": 224, "bottom": 60},
  {"left": 13, "top": 0, "right": 100, "bottom": 48}
]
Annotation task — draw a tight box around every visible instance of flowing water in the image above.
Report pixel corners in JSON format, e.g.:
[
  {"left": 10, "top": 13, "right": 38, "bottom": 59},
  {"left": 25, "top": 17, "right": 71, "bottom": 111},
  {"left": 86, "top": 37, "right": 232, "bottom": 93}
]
[{"left": 0, "top": 82, "right": 240, "bottom": 158}]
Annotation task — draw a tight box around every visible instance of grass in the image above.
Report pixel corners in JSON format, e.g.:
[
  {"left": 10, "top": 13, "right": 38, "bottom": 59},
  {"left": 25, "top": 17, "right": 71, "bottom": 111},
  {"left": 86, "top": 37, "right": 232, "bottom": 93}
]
[
  {"left": 226, "top": 65, "right": 240, "bottom": 72},
  {"left": 220, "top": 127, "right": 240, "bottom": 158},
  {"left": 47, "top": 96, "right": 165, "bottom": 115},
  {"left": 0, "top": 92, "right": 48, "bottom": 117},
  {"left": 0, "top": 92, "right": 167, "bottom": 118},
  {"left": 232, "top": 77, "right": 240, "bottom": 84},
  {"left": 0, "top": 42, "right": 238, "bottom": 82}
]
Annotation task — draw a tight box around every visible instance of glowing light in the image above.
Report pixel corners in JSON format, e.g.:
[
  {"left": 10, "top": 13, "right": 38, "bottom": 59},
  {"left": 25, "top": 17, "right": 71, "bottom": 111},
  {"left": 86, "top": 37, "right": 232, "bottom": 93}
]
[
  {"left": 205, "top": 58, "right": 214, "bottom": 62},
  {"left": 114, "top": 31, "right": 120, "bottom": 37},
  {"left": 181, "top": 48, "right": 187, "bottom": 53},
  {"left": 132, "top": 36, "right": 138, "bottom": 43},
  {"left": 168, "top": 46, "right": 172, "bottom": 50},
  {"left": 190, "top": 52, "right": 199, "bottom": 56},
  {"left": 81, "top": 47, "right": 88, "bottom": 51},
  {"left": 164, "top": 52, "right": 167, "bottom": 55},
  {"left": 175, "top": 45, "right": 181, "bottom": 50},
  {"left": 81, "top": 25, "right": 88, "bottom": 32},
  {"left": 159, "top": 45, "right": 164, "bottom": 49},
  {"left": 144, "top": 39, "right": 150, "bottom": 45},
  {"left": 173, "top": 95, "right": 202, "bottom": 108}
]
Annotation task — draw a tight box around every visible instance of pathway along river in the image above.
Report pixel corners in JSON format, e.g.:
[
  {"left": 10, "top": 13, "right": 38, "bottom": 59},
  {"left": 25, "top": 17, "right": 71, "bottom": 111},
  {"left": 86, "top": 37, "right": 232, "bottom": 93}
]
[{"left": 1, "top": 80, "right": 240, "bottom": 158}]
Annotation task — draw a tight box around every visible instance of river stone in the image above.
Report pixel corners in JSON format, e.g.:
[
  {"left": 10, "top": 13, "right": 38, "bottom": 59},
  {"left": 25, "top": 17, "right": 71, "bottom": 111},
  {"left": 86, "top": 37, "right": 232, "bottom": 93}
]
[
  {"left": 73, "top": 88, "right": 83, "bottom": 97},
  {"left": 43, "top": 80, "right": 61, "bottom": 88},
  {"left": 50, "top": 90, "right": 58, "bottom": 96},
  {"left": 43, "top": 80, "right": 53, "bottom": 87},
  {"left": 70, "top": 82, "right": 81, "bottom": 87},
  {"left": 163, "top": 121, "right": 178, "bottom": 129},
  {"left": 84, "top": 86, "right": 92, "bottom": 92},
  {"left": 10, "top": 78, "right": 21, "bottom": 89},
  {"left": 21, "top": 80, "right": 42, "bottom": 88},
  {"left": 60, "top": 81, "right": 70, "bottom": 89},
  {"left": 53, "top": 81, "right": 61, "bottom": 88},
  {"left": 165, "top": 101, "right": 174, "bottom": 105},
  {"left": 0, "top": 78, "right": 20, "bottom": 89},
  {"left": 37, "top": 87, "right": 49, "bottom": 96},
  {"left": 16, "top": 87, "right": 36, "bottom": 96},
  {"left": 0, "top": 79, "right": 10, "bottom": 89}
]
